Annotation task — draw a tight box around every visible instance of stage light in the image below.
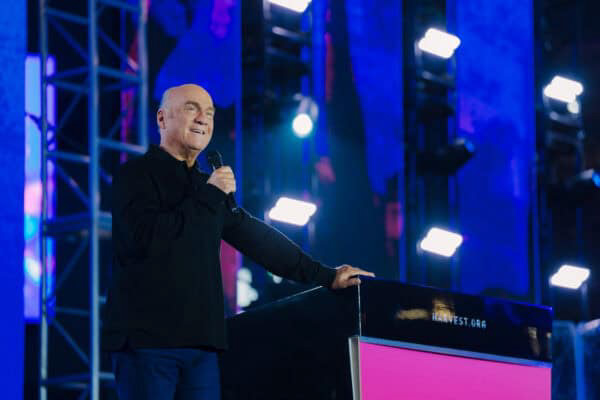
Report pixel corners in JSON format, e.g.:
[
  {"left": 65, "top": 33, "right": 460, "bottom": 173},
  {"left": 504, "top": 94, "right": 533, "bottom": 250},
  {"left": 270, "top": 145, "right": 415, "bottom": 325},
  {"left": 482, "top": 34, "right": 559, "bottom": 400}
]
[
  {"left": 417, "top": 137, "right": 475, "bottom": 175},
  {"left": 543, "top": 76, "right": 583, "bottom": 103},
  {"left": 418, "top": 227, "right": 463, "bottom": 257},
  {"left": 271, "top": 273, "right": 283, "bottom": 284},
  {"left": 292, "top": 113, "right": 313, "bottom": 138},
  {"left": 290, "top": 95, "right": 318, "bottom": 138},
  {"left": 567, "top": 101, "right": 580, "bottom": 114},
  {"left": 237, "top": 267, "right": 258, "bottom": 308},
  {"left": 268, "top": 0, "right": 311, "bottom": 13},
  {"left": 25, "top": 55, "right": 56, "bottom": 320},
  {"left": 573, "top": 169, "right": 600, "bottom": 187},
  {"left": 24, "top": 256, "right": 42, "bottom": 284},
  {"left": 550, "top": 264, "right": 590, "bottom": 289},
  {"left": 564, "top": 169, "right": 600, "bottom": 200},
  {"left": 268, "top": 197, "right": 317, "bottom": 226},
  {"left": 417, "top": 28, "right": 461, "bottom": 59}
]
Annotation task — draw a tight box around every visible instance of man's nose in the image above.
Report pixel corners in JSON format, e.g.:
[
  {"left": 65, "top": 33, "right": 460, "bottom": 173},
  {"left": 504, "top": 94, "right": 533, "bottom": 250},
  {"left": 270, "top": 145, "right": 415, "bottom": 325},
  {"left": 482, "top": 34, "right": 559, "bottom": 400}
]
[{"left": 194, "top": 113, "right": 208, "bottom": 125}]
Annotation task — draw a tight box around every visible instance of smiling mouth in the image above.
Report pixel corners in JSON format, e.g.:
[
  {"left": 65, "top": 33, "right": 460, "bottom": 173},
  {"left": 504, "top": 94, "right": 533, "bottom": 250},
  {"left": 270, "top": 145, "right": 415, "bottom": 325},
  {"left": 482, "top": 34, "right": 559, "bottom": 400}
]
[{"left": 190, "top": 128, "right": 205, "bottom": 135}]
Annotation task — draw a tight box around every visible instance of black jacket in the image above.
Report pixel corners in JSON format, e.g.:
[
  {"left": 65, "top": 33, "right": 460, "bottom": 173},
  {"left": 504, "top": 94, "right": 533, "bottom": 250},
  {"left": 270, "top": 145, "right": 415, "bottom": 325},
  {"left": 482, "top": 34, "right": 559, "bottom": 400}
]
[{"left": 102, "top": 145, "right": 336, "bottom": 351}]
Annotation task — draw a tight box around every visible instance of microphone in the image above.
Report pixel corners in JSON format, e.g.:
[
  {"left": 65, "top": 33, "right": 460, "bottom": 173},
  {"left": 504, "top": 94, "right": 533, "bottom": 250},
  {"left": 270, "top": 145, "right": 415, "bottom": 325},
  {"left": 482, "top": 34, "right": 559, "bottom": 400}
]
[{"left": 206, "top": 150, "right": 239, "bottom": 213}]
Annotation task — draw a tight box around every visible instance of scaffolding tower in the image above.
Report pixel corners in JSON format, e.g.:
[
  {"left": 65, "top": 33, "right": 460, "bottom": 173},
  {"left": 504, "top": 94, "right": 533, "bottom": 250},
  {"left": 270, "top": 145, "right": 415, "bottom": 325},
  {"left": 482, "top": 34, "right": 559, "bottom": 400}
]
[{"left": 39, "top": 0, "right": 147, "bottom": 399}]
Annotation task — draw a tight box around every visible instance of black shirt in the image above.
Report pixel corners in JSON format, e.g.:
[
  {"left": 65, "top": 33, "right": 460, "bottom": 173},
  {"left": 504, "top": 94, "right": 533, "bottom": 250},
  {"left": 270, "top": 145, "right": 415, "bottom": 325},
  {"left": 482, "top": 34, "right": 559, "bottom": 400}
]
[{"left": 102, "top": 145, "right": 336, "bottom": 351}]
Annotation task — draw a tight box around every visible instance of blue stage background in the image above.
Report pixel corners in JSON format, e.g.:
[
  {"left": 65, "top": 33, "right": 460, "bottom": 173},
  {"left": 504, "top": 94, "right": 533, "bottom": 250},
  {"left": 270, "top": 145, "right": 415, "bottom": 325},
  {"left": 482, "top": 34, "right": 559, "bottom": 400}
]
[
  {"left": 0, "top": 0, "right": 26, "bottom": 398},
  {"left": 345, "top": 0, "right": 405, "bottom": 279},
  {"left": 448, "top": 0, "right": 535, "bottom": 299}
]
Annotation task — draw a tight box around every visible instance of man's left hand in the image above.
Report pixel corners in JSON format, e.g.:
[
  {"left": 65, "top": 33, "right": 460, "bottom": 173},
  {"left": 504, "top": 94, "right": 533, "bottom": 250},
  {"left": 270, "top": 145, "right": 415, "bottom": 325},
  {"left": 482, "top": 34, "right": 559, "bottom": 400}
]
[{"left": 331, "top": 265, "right": 375, "bottom": 289}]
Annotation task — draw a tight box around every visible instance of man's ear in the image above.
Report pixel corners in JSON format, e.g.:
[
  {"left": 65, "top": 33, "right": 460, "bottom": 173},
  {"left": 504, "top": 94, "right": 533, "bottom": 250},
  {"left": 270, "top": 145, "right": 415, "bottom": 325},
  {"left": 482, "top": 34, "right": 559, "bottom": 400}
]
[{"left": 157, "top": 109, "right": 165, "bottom": 130}]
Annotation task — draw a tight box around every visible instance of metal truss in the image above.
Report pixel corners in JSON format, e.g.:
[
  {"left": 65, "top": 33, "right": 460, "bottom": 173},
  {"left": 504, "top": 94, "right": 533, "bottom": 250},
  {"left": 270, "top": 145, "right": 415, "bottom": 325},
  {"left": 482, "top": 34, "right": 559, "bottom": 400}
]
[
  {"left": 244, "top": 0, "right": 317, "bottom": 213},
  {"left": 403, "top": 0, "right": 460, "bottom": 289},
  {"left": 553, "top": 320, "right": 598, "bottom": 400},
  {"left": 261, "top": 0, "right": 317, "bottom": 246},
  {"left": 39, "top": 0, "right": 147, "bottom": 399}
]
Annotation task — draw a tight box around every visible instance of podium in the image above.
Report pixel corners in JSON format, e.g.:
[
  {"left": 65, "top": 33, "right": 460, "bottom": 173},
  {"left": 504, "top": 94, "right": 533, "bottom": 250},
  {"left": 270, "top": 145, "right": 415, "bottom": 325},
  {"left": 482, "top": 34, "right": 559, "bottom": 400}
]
[{"left": 219, "top": 278, "right": 552, "bottom": 399}]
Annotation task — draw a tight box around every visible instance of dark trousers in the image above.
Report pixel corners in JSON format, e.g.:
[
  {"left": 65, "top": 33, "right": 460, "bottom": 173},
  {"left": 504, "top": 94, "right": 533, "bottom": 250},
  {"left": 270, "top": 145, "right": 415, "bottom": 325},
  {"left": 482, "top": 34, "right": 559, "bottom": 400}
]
[{"left": 111, "top": 347, "right": 221, "bottom": 400}]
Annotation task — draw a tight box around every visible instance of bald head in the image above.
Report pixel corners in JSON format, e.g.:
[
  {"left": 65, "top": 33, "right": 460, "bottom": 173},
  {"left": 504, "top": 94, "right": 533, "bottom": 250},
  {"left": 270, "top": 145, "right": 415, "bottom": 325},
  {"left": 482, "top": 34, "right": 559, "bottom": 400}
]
[{"left": 159, "top": 84, "right": 212, "bottom": 110}]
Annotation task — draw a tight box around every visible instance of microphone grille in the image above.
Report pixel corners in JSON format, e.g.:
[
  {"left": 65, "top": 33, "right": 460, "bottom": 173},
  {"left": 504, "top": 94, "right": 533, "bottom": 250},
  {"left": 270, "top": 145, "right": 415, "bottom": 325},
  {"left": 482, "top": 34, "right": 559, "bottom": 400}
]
[{"left": 206, "top": 150, "right": 223, "bottom": 169}]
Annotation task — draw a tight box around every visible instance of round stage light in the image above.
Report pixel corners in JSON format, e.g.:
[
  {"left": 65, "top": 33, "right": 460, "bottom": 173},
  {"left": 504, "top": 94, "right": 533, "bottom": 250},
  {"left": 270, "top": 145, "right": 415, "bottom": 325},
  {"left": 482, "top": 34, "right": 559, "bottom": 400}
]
[{"left": 292, "top": 113, "right": 313, "bottom": 138}]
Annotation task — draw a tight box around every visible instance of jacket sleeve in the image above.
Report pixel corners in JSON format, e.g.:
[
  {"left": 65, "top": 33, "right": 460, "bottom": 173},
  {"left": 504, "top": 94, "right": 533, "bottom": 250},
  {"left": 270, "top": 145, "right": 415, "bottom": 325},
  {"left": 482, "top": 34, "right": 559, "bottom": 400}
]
[
  {"left": 222, "top": 208, "right": 337, "bottom": 288},
  {"left": 112, "top": 162, "right": 226, "bottom": 258}
]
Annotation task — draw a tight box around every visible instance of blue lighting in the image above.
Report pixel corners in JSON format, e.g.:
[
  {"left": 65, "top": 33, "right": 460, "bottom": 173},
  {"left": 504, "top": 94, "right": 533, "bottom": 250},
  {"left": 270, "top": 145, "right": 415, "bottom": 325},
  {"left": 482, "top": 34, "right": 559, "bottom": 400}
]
[
  {"left": 24, "top": 54, "right": 56, "bottom": 321},
  {"left": 592, "top": 172, "right": 600, "bottom": 188},
  {"left": 24, "top": 215, "right": 39, "bottom": 241},
  {"left": 448, "top": 0, "right": 534, "bottom": 297}
]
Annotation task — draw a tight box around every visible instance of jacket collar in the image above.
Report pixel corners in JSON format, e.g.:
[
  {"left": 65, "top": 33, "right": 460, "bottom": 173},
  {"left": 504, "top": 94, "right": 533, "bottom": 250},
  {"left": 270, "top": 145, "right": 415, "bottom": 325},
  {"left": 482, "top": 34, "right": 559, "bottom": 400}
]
[{"left": 148, "top": 144, "right": 201, "bottom": 171}]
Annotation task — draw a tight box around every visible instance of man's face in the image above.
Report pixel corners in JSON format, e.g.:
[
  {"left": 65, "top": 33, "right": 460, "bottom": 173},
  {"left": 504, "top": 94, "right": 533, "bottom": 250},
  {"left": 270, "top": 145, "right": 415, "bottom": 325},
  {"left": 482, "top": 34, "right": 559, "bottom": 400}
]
[{"left": 158, "top": 85, "right": 215, "bottom": 154}]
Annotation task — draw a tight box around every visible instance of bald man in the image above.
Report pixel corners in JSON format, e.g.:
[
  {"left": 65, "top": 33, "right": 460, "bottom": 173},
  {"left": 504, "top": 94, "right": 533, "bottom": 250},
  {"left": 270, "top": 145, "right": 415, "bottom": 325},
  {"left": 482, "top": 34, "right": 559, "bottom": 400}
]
[{"left": 102, "top": 84, "right": 374, "bottom": 400}]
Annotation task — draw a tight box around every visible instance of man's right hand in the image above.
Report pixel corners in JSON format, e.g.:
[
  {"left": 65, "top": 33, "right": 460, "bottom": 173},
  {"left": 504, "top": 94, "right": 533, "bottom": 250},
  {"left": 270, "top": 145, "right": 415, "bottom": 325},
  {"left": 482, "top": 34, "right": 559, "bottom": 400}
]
[{"left": 207, "top": 166, "right": 236, "bottom": 194}]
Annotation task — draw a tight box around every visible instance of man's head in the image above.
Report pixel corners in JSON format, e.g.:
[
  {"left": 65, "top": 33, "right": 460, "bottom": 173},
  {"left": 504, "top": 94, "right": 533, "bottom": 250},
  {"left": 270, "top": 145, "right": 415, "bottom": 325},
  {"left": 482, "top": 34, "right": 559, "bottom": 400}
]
[{"left": 157, "top": 84, "right": 215, "bottom": 158}]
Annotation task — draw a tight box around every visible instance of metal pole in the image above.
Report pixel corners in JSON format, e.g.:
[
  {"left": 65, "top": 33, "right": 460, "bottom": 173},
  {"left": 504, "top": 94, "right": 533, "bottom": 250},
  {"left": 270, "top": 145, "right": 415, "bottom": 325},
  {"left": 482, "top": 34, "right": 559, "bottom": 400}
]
[
  {"left": 39, "top": 1, "right": 49, "bottom": 400},
  {"left": 88, "top": 0, "right": 100, "bottom": 399},
  {"left": 137, "top": 0, "right": 148, "bottom": 148},
  {"left": 580, "top": 281, "right": 589, "bottom": 321},
  {"left": 532, "top": 162, "right": 541, "bottom": 304},
  {"left": 573, "top": 322, "right": 586, "bottom": 400},
  {"left": 234, "top": 0, "right": 242, "bottom": 208},
  {"left": 310, "top": 0, "right": 325, "bottom": 250}
]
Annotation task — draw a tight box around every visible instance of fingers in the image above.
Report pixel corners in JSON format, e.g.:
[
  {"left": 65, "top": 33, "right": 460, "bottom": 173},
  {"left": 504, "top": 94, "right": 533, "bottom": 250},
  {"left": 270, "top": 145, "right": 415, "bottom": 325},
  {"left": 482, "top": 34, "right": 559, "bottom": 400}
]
[
  {"left": 353, "top": 268, "right": 375, "bottom": 278},
  {"left": 337, "top": 264, "right": 375, "bottom": 278},
  {"left": 214, "top": 166, "right": 234, "bottom": 179},
  {"left": 207, "top": 166, "right": 236, "bottom": 194},
  {"left": 340, "top": 276, "right": 362, "bottom": 289},
  {"left": 331, "top": 264, "right": 375, "bottom": 290},
  {"left": 346, "top": 276, "right": 362, "bottom": 288},
  {"left": 216, "top": 168, "right": 236, "bottom": 187}
]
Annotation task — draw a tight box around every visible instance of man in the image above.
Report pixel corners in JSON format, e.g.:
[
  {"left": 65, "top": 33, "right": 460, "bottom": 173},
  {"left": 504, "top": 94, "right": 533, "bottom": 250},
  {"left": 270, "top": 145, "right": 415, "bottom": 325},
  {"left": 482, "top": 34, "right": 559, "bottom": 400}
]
[{"left": 103, "top": 84, "right": 374, "bottom": 400}]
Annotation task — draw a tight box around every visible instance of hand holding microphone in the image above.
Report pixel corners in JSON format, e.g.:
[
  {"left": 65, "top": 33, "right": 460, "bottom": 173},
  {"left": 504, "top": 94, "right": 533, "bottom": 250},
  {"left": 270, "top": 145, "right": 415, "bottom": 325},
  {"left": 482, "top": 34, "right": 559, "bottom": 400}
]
[
  {"left": 206, "top": 150, "right": 239, "bottom": 213},
  {"left": 207, "top": 165, "right": 236, "bottom": 194}
]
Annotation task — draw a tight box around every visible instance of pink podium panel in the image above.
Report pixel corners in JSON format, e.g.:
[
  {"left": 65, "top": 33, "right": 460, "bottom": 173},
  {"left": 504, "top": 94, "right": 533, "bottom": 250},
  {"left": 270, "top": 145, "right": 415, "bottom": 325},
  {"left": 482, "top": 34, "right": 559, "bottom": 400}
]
[{"left": 358, "top": 341, "right": 551, "bottom": 400}]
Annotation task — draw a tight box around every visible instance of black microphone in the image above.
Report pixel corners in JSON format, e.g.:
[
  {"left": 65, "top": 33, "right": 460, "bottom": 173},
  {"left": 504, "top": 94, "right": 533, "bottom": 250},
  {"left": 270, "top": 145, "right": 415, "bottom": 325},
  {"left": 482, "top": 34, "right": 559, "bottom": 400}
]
[{"left": 206, "top": 150, "right": 239, "bottom": 213}]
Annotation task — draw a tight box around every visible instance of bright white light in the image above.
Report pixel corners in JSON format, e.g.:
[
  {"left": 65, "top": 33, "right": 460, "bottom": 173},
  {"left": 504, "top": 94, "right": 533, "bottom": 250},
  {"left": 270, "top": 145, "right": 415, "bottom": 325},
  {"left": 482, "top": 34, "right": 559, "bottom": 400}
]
[
  {"left": 237, "top": 267, "right": 258, "bottom": 308},
  {"left": 271, "top": 273, "right": 283, "bottom": 284},
  {"left": 269, "top": 0, "right": 311, "bottom": 13},
  {"left": 292, "top": 113, "right": 313, "bottom": 137},
  {"left": 544, "top": 84, "right": 576, "bottom": 103},
  {"left": 419, "top": 227, "right": 463, "bottom": 257},
  {"left": 567, "top": 101, "right": 580, "bottom": 114},
  {"left": 551, "top": 76, "right": 583, "bottom": 95},
  {"left": 268, "top": 197, "right": 317, "bottom": 226},
  {"left": 550, "top": 264, "right": 590, "bottom": 289},
  {"left": 24, "top": 256, "right": 41, "bottom": 283},
  {"left": 417, "top": 28, "right": 461, "bottom": 59},
  {"left": 543, "top": 76, "right": 583, "bottom": 103}
]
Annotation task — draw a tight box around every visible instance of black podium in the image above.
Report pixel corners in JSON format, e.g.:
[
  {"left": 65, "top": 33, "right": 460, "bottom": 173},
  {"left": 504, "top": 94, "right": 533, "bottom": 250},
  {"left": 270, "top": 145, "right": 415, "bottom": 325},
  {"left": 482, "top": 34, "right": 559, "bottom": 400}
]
[{"left": 219, "top": 278, "right": 552, "bottom": 399}]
